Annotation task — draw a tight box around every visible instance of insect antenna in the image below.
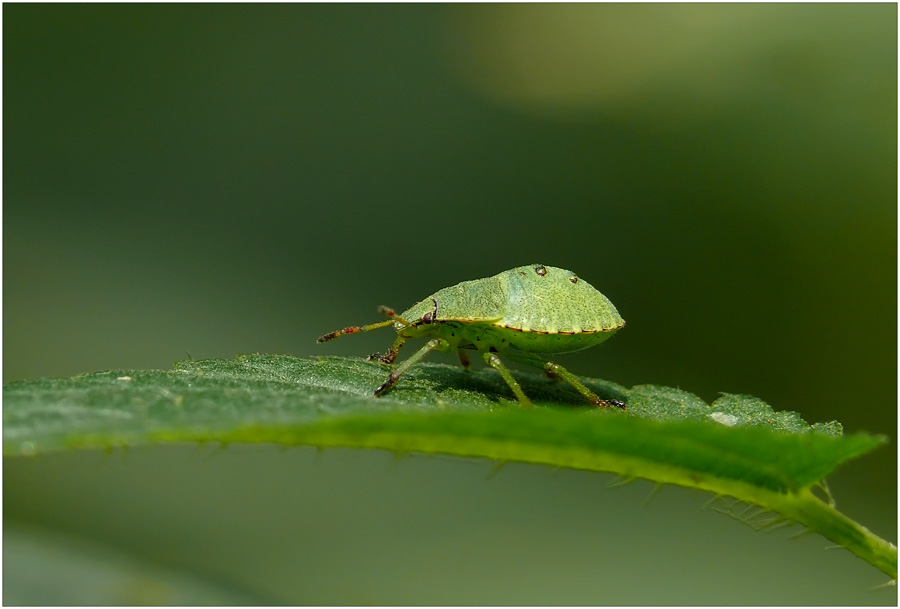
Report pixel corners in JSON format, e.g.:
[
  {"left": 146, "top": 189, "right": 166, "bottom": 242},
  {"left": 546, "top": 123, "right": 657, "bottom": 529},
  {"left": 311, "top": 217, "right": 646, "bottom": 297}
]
[
  {"left": 376, "top": 306, "right": 412, "bottom": 327},
  {"left": 316, "top": 306, "right": 412, "bottom": 343}
]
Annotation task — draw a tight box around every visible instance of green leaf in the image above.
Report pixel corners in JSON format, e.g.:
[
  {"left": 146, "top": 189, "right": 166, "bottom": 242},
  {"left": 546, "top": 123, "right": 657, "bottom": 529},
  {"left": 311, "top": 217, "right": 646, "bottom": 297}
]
[{"left": 3, "top": 354, "right": 895, "bottom": 578}]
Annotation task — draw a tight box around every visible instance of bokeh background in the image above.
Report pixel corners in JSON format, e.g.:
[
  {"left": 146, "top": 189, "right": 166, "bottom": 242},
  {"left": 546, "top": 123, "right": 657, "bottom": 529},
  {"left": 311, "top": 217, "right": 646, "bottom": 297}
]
[{"left": 4, "top": 3, "right": 896, "bottom": 604}]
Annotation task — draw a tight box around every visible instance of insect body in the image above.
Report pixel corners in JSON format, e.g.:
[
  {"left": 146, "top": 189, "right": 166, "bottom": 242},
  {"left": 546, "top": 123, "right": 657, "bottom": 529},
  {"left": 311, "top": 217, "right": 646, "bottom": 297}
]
[{"left": 317, "top": 264, "right": 625, "bottom": 408}]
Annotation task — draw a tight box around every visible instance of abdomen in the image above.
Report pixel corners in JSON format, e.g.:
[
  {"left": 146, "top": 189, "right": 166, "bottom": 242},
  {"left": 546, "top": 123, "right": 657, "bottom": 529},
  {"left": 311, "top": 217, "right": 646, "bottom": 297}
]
[{"left": 500, "top": 326, "right": 617, "bottom": 354}]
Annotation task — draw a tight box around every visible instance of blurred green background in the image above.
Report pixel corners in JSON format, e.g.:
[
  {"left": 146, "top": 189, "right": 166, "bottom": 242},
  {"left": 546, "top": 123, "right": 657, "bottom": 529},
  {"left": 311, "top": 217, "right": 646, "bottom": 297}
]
[{"left": 4, "top": 3, "right": 896, "bottom": 604}]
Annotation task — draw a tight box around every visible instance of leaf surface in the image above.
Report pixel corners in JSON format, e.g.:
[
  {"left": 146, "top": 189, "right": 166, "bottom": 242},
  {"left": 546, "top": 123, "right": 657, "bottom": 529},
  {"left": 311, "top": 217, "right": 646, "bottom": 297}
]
[{"left": 3, "top": 354, "right": 894, "bottom": 577}]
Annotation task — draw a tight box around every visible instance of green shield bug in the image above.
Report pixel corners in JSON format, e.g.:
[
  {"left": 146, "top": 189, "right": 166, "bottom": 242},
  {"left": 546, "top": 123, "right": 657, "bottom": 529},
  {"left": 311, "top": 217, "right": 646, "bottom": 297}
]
[{"left": 318, "top": 264, "right": 625, "bottom": 408}]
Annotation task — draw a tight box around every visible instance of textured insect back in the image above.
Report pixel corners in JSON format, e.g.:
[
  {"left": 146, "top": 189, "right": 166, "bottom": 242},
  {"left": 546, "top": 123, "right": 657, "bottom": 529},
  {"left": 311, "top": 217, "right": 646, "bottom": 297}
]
[
  {"left": 500, "top": 264, "right": 624, "bottom": 334},
  {"left": 563, "top": 271, "right": 625, "bottom": 333},
  {"left": 413, "top": 276, "right": 508, "bottom": 323}
]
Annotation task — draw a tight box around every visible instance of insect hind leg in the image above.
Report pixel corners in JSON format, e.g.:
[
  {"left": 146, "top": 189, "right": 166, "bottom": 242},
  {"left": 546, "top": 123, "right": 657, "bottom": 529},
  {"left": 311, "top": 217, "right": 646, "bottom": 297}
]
[{"left": 505, "top": 352, "right": 625, "bottom": 409}]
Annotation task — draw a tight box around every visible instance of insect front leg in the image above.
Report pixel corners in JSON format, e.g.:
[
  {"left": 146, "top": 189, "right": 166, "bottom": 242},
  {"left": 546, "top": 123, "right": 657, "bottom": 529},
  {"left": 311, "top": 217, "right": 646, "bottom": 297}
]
[
  {"left": 505, "top": 352, "right": 625, "bottom": 409},
  {"left": 374, "top": 338, "right": 448, "bottom": 398},
  {"left": 368, "top": 334, "right": 407, "bottom": 365},
  {"left": 482, "top": 351, "right": 533, "bottom": 408}
]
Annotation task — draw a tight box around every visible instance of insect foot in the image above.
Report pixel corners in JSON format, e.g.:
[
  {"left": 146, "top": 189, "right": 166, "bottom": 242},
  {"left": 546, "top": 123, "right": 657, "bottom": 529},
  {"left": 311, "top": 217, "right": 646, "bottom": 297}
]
[
  {"left": 374, "top": 371, "right": 401, "bottom": 397},
  {"left": 372, "top": 338, "right": 447, "bottom": 398},
  {"left": 367, "top": 350, "right": 398, "bottom": 365},
  {"left": 366, "top": 336, "right": 406, "bottom": 365},
  {"left": 317, "top": 264, "right": 625, "bottom": 406}
]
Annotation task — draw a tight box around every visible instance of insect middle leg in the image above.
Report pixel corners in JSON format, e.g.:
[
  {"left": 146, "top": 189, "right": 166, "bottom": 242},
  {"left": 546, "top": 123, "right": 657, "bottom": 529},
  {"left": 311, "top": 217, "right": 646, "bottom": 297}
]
[
  {"left": 504, "top": 352, "right": 625, "bottom": 409},
  {"left": 482, "top": 351, "right": 533, "bottom": 408},
  {"left": 374, "top": 338, "right": 448, "bottom": 397},
  {"left": 457, "top": 349, "right": 472, "bottom": 371}
]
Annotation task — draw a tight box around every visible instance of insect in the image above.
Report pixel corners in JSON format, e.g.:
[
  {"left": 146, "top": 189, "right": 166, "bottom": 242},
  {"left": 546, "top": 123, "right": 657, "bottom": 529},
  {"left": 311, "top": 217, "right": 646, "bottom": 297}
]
[{"left": 317, "top": 264, "right": 625, "bottom": 408}]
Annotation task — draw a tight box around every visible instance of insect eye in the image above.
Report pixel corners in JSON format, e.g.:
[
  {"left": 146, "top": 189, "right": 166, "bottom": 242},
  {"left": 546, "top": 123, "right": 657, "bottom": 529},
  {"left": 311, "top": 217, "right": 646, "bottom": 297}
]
[
  {"left": 569, "top": 275, "right": 578, "bottom": 284},
  {"left": 534, "top": 265, "right": 548, "bottom": 277}
]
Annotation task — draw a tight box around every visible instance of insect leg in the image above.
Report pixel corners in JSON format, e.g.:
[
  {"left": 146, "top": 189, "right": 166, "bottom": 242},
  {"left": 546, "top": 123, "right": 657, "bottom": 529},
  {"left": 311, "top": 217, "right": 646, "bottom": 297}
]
[
  {"left": 505, "top": 352, "right": 625, "bottom": 409},
  {"left": 374, "top": 338, "right": 447, "bottom": 397},
  {"left": 457, "top": 349, "right": 472, "bottom": 371},
  {"left": 368, "top": 334, "right": 407, "bottom": 365},
  {"left": 481, "top": 352, "right": 533, "bottom": 408}
]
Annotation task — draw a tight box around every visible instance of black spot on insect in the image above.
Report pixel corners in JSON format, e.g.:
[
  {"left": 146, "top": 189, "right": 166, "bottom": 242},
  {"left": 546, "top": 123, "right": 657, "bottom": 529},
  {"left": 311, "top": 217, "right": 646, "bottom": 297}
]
[
  {"left": 420, "top": 298, "right": 439, "bottom": 324},
  {"left": 534, "top": 265, "right": 548, "bottom": 277},
  {"left": 570, "top": 275, "right": 578, "bottom": 284}
]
